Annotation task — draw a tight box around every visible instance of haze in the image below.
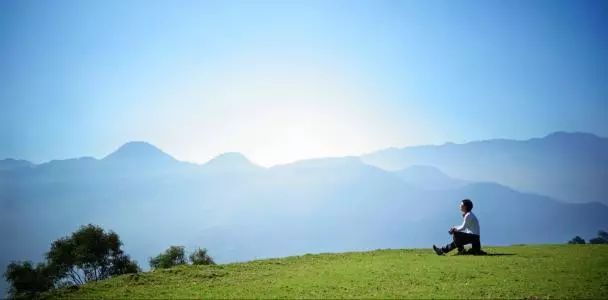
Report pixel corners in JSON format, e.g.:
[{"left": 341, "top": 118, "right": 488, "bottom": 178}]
[{"left": 1, "top": 0, "right": 607, "bottom": 166}]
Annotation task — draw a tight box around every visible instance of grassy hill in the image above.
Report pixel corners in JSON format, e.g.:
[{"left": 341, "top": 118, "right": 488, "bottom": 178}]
[{"left": 50, "top": 245, "right": 607, "bottom": 299}]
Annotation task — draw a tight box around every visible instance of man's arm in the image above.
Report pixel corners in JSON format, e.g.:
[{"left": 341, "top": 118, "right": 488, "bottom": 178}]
[{"left": 452, "top": 213, "right": 469, "bottom": 232}]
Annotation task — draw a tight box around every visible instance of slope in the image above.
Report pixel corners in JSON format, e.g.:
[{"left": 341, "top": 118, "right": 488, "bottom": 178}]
[{"left": 49, "top": 245, "right": 608, "bottom": 299}]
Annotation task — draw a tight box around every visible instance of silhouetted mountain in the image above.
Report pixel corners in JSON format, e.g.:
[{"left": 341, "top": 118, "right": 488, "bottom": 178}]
[
  {"left": 0, "top": 159, "right": 34, "bottom": 171},
  {"left": 103, "top": 141, "right": 176, "bottom": 164},
  {"left": 1, "top": 137, "right": 607, "bottom": 296},
  {"left": 202, "top": 152, "right": 263, "bottom": 174},
  {"left": 392, "top": 165, "right": 470, "bottom": 190},
  {"left": 361, "top": 132, "right": 608, "bottom": 204}
]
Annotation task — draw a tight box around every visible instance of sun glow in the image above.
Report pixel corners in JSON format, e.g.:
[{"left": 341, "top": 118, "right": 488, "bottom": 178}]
[{"left": 134, "top": 57, "right": 425, "bottom": 167}]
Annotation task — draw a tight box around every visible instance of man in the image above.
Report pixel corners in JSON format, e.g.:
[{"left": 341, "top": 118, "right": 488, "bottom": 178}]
[{"left": 433, "top": 199, "right": 484, "bottom": 255}]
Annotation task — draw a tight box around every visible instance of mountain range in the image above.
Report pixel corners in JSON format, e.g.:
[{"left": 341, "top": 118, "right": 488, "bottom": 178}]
[
  {"left": 362, "top": 131, "right": 608, "bottom": 204},
  {"left": 1, "top": 131, "right": 607, "bottom": 295}
]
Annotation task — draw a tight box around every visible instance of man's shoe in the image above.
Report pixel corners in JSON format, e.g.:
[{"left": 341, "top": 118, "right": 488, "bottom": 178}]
[{"left": 432, "top": 245, "right": 444, "bottom": 256}]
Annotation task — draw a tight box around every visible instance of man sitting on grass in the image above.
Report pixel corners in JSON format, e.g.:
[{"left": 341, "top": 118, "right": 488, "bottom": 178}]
[{"left": 433, "top": 199, "right": 485, "bottom": 255}]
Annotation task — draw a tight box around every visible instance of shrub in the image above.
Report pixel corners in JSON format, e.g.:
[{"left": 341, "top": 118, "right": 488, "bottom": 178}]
[
  {"left": 4, "top": 261, "right": 56, "bottom": 298},
  {"left": 4, "top": 224, "right": 139, "bottom": 298},
  {"left": 189, "top": 248, "right": 216, "bottom": 265},
  {"left": 567, "top": 236, "right": 586, "bottom": 244},
  {"left": 46, "top": 224, "right": 140, "bottom": 285},
  {"left": 588, "top": 230, "right": 608, "bottom": 244},
  {"left": 589, "top": 237, "right": 607, "bottom": 244},
  {"left": 149, "top": 246, "right": 187, "bottom": 269}
]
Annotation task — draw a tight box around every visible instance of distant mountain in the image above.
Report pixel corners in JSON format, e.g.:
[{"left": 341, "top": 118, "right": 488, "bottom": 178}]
[
  {"left": 0, "top": 159, "right": 33, "bottom": 171},
  {"left": 103, "top": 141, "right": 176, "bottom": 165},
  {"left": 392, "top": 165, "right": 470, "bottom": 190},
  {"left": 202, "top": 152, "right": 263, "bottom": 174},
  {"left": 1, "top": 136, "right": 607, "bottom": 296},
  {"left": 361, "top": 132, "right": 608, "bottom": 204}
]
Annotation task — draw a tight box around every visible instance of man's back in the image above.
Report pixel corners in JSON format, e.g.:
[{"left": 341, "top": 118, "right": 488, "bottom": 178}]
[{"left": 459, "top": 211, "right": 480, "bottom": 236}]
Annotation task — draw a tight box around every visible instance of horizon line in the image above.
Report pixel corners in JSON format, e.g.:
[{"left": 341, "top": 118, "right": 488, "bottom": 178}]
[{"left": 2, "top": 130, "right": 603, "bottom": 168}]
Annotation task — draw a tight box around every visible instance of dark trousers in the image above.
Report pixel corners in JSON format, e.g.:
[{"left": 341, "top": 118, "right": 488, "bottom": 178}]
[{"left": 442, "top": 232, "right": 481, "bottom": 253}]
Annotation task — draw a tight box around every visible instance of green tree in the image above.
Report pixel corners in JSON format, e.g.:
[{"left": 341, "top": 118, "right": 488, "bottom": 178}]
[
  {"left": 3, "top": 261, "right": 56, "bottom": 298},
  {"left": 46, "top": 224, "right": 139, "bottom": 285},
  {"left": 589, "top": 230, "right": 608, "bottom": 244},
  {"left": 567, "top": 236, "right": 586, "bottom": 244},
  {"left": 149, "top": 246, "right": 187, "bottom": 269},
  {"left": 189, "top": 248, "right": 216, "bottom": 265},
  {"left": 4, "top": 224, "right": 139, "bottom": 298}
]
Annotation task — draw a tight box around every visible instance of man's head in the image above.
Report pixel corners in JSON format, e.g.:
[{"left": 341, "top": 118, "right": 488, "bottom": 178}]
[{"left": 460, "top": 199, "right": 473, "bottom": 213}]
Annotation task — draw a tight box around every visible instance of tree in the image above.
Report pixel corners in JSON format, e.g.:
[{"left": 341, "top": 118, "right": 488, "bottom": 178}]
[
  {"left": 189, "top": 248, "right": 216, "bottom": 265},
  {"left": 110, "top": 252, "right": 140, "bottom": 276},
  {"left": 149, "top": 246, "right": 187, "bottom": 269},
  {"left": 589, "top": 230, "right": 608, "bottom": 244},
  {"left": 4, "top": 261, "right": 56, "bottom": 298},
  {"left": 4, "top": 224, "right": 139, "bottom": 297},
  {"left": 567, "top": 236, "right": 586, "bottom": 244},
  {"left": 589, "top": 237, "right": 606, "bottom": 244},
  {"left": 46, "top": 224, "right": 140, "bottom": 285}
]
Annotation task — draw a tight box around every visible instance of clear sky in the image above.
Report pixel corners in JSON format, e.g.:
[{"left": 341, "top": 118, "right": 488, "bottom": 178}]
[{"left": 1, "top": 0, "right": 606, "bottom": 167}]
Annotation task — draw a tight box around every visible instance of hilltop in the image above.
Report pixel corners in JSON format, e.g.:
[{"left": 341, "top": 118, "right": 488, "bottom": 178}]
[
  {"left": 2, "top": 132, "right": 608, "bottom": 296},
  {"left": 49, "top": 245, "right": 608, "bottom": 299}
]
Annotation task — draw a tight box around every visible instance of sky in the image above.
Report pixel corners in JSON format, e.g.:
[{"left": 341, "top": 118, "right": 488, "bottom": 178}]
[{"left": 1, "top": 0, "right": 606, "bottom": 167}]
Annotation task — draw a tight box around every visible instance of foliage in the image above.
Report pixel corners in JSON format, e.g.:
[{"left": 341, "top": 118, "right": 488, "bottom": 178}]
[
  {"left": 567, "top": 230, "right": 608, "bottom": 244},
  {"left": 567, "top": 236, "right": 586, "bottom": 244},
  {"left": 109, "top": 252, "right": 141, "bottom": 276},
  {"left": 588, "top": 237, "right": 607, "bottom": 244},
  {"left": 189, "top": 248, "right": 216, "bottom": 265},
  {"left": 588, "top": 230, "right": 608, "bottom": 244},
  {"left": 4, "top": 224, "right": 139, "bottom": 298},
  {"left": 4, "top": 261, "right": 56, "bottom": 298},
  {"left": 46, "top": 224, "right": 140, "bottom": 285},
  {"left": 149, "top": 246, "right": 187, "bottom": 269},
  {"left": 50, "top": 245, "right": 608, "bottom": 299}
]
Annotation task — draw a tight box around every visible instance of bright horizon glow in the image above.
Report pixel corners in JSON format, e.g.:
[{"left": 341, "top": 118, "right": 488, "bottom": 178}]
[
  {"left": 137, "top": 55, "right": 433, "bottom": 167},
  {"left": 1, "top": 0, "right": 606, "bottom": 166}
]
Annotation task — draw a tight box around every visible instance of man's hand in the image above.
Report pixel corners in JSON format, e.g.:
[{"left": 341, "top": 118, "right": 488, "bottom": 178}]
[{"left": 448, "top": 227, "right": 456, "bottom": 234}]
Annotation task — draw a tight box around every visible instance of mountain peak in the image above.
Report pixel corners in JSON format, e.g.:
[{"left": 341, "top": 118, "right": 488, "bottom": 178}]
[
  {"left": 209, "top": 152, "right": 251, "bottom": 163},
  {"left": 0, "top": 158, "right": 34, "bottom": 171},
  {"left": 103, "top": 141, "right": 176, "bottom": 163},
  {"left": 203, "top": 152, "right": 261, "bottom": 172}
]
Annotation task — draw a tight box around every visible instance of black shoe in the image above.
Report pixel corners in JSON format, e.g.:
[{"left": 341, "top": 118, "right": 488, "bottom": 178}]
[{"left": 432, "top": 245, "right": 444, "bottom": 256}]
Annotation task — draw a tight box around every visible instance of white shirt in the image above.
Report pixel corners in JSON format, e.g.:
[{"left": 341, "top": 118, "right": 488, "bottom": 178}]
[{"left": 455, "top": 211, "right": 480, "bottom": 235}]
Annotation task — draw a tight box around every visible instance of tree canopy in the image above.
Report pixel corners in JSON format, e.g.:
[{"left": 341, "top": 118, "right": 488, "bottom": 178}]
[{"left": 4, "top": 224, "right": 139, "bottom": 298}]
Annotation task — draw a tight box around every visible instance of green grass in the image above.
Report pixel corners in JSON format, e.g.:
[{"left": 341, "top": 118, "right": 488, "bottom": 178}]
[{"left": 49, "top": 245, "right": 608, "bottom": 299}]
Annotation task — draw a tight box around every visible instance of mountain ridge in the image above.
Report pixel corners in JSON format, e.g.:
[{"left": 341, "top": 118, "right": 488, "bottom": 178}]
[
  {"left": 361, "top": 131, "right": 608, "bottom": 204},
  {"left": 4, "top": 131, "right": 604, "bottom": 167}
]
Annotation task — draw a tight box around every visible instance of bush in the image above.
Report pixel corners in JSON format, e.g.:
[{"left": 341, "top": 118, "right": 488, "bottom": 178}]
[
  {"left": 589, "top": 237, "right": 607, "bottom": 244},
  {"left": 588, "top": 230, "right": 608, "bottom": 244},
  {"left": 4, "top": 224, "right": 139, "bottom": 298},
  {"left": 110, "top": 252, "right": 141, "bottom": 276},
  {"left": 46, "top": 224, "right": 140, "bottom": 285},
  {"left": 189, "top": 248, "right": 216, "bottom": 265},
  {"left": 567, "top": 236, "right": 586, "bottom": 244},
  {"left": 149, "top": 246, "right": 187, "bottom": 269},
  {"left": 4, "top": 261, "right": 56, "bottom": 298}
]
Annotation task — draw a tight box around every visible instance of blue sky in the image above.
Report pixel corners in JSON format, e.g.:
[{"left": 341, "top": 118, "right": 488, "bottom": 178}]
[{"left": 1, "top": 0, "right": 606, "bottom": 166}]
